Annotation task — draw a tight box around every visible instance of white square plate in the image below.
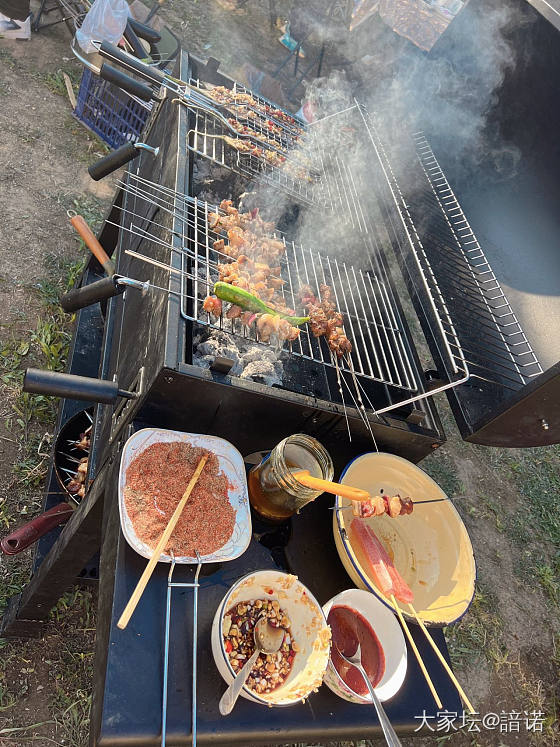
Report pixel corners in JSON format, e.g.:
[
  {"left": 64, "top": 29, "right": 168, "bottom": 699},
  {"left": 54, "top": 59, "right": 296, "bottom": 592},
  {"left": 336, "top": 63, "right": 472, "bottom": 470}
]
[{"left": 118, "top": 428, "right": 251, "bottom": 564}]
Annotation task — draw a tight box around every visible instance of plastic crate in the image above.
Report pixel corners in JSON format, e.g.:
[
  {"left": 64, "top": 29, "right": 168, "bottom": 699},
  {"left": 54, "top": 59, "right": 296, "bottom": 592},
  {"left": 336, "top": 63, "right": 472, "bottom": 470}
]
[{"left": 74, "top": 67, "right": 152, "bottom": 149}]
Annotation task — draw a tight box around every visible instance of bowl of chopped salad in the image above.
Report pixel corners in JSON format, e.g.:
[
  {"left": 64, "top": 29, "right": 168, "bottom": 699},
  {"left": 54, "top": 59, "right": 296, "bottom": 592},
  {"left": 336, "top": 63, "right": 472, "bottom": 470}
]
[{"left": 211, "top": 570, "right": 331, "bottom": 707}]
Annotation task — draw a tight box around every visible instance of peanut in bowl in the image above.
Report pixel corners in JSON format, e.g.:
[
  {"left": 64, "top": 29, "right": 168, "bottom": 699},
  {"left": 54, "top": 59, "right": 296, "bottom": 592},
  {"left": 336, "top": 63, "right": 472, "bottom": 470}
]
[{"left": 211, "top": 570, "right": 331, "bottom": 707}]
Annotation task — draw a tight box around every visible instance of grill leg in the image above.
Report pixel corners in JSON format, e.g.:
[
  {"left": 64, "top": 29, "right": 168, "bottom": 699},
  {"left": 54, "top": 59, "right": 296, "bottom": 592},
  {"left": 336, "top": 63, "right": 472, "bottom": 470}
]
[{"left": 287, "top": 41, "right": 328, "bottom": 99}]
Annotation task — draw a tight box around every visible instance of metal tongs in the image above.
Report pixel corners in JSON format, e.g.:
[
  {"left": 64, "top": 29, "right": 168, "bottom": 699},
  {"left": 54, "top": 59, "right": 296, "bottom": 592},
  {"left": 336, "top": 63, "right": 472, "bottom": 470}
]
[{"left": 162, "top": 552, "right": 202, "bottom": 747}]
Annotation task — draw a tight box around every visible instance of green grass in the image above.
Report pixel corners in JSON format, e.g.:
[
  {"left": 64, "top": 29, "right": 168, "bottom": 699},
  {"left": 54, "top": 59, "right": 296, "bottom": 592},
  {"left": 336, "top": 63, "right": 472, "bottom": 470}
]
[
  {"left": 0, "top": 565, "right": 29, "bottom": 617},
  {"left": 31, "top": 317, "right": 71, "bottom": 372},
  {"left": 480, "top": 445, "right": 560, "bottom": 605},
  {"left": 421, "top": 448, "right": 463, "bottom": 498},
  {"left": 67, "top": 196, "right": 106, "bottom": 235},
  {"left": 472, "top": 493, "right": 506, "bottom": 532},
  {"left": 445, "top": 584, "right": 504, "bottom": 669},
  {"left": 0, "top": 47, "right": 16, "bottom": 69},
  {"left": 43, "top": 67, "right": 82, "bottom": 98},
  {"left": 37, "top": 254, "right": 84, "bottom": 308},
  {"left": 1, "top": 255, "right": 86, "bottom": 495},
  {"left": 535, "top": 561, "right": 560, "bottom": 606},
  {"left": 48, "top": 590, "right": 96, "bottom": 747}
]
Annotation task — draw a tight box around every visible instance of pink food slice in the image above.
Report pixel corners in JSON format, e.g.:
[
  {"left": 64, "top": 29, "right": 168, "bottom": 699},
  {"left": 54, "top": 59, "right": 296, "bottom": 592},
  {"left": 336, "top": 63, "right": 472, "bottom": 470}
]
[{"left": 350, "top": 519, "right": 414, "bottom": 604}]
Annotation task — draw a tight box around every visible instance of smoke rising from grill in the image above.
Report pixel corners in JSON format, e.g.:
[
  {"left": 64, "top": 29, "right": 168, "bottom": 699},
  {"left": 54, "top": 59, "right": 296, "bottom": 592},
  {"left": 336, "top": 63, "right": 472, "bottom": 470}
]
[
  {"left": 190, "top": 0, "right": 534, "bottom": 395},
  {"left": 303, "top": 0, "right": 533, "bottom": 191},
  {"left": 252, "top": 0, "right": 535, "bottom": 273}
]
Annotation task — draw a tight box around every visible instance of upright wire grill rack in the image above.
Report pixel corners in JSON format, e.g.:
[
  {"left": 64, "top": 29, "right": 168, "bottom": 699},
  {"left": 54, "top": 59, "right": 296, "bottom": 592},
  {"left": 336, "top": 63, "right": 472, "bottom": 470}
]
[
  {"left": 117, "top": 175, "right": 418, "bottom": 393},
  {"left": 411, "top": 134, "right": 542, "bottom": 389}
]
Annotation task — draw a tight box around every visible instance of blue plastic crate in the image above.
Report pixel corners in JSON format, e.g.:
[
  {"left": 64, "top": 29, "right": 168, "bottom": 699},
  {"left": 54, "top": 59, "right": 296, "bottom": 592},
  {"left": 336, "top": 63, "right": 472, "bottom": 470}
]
[{"left": 74, "top": 67, "right": 152, "bottom": 149}]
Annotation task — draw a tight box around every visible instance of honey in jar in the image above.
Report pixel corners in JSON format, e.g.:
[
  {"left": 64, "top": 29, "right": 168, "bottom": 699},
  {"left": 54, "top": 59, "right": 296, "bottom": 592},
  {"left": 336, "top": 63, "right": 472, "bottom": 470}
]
[{"left": 248, "top": 434, "right": 334, "bottom": 522}]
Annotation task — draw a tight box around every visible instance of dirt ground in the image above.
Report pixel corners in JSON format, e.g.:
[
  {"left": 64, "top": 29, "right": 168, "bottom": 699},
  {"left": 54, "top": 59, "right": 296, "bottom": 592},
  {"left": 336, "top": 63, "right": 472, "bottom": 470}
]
[{"left": 0, "top": 1, "right": 559, "bottom": 746}]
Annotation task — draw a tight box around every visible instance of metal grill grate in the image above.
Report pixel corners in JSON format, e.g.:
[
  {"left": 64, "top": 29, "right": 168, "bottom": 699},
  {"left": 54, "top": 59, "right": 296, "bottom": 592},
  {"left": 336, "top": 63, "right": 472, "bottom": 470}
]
[
  {"left": 186, "top": 107, "right": 323, "bottom": 206},
  {"left": 182, "top": 197, "right": 417, "bottom": 392},
  {"left": 115, "top": 174, "right": 418, "bottom": 393},
  {"left": 411, "top": 134, "right": 543, "bottom": 390},
  {"left": 186, "top": 78, "right": 305, "bottom": 141},
  {"left": 117, "top": 81, "right": 545, "bottom": 416},
  {"left": 358, "top": 107, "right": 469, "bottom": 383}
]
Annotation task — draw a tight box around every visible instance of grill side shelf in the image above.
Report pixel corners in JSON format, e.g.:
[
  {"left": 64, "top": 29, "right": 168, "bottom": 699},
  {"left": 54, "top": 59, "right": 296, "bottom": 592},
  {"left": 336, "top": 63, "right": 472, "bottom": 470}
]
[{"left": 362, "top": 106, "right": 551, "bottom": 443}]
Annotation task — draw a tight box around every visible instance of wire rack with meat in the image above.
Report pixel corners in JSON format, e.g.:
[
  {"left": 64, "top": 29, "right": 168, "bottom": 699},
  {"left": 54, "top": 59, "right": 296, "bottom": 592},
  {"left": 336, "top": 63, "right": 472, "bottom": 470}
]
[
  {"left": 225, "top": 118, "right": 315, "bottom": 172},
  {"left": 220, "top": 137, "right": 314, "bottom": 183},
  {"left": 203, "top": 85, "right": 305, "bottom": 136},
  {"left": 202, "top": 200, "right": 301, "bottom": 343},
  {"left": 202, "top": 201, "right": 354, "bottom": 356}
]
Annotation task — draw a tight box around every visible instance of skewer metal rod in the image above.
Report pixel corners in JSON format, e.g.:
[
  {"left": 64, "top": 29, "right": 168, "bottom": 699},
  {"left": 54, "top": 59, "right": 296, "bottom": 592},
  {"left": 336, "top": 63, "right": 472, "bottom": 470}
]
[
  {"left": 192, "top": 551, "right": 202, "bottom": 747},
  {"left": 123, "top": 249, "right": 213, "bottom": 288},
  {"left": 57, "top": 451, "right": 82, "bottom": 464},
  {"left": 161, "top": 557, "right": 175, "bottom": 747}
]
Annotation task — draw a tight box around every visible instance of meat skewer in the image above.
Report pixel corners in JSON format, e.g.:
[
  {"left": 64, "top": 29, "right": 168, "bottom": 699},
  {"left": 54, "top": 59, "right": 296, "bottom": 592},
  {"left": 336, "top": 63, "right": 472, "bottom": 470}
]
[
  {"left": 203, "top": 85, "right": 305, "bottom": 136},
  {"left": 202, "top": 201, "right": 355, "bottom": 354},
  {"left": 355, "top": 493, "right": 414, "bottom": 518},
  {"left": 299, "top": 283, "right": 352, "bottom": 358}
]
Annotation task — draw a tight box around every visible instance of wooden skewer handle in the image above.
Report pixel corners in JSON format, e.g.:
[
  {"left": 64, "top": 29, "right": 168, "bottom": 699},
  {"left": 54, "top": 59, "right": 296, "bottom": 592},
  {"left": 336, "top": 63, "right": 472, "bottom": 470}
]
[
  {"left": 117, "top": 454, "right": 208, "bottom": 630},
  {"left": 409, "top": 604, "right": 475, "bottom": 714},
  {"left": 292, "top": 470, "right": 370, "bottom": 502},
  {"left": 70, "top": 214, "right": 116, "bottom": 276},
  {"left": 391, "top": 595, "right": 443, "bottom": 710}
]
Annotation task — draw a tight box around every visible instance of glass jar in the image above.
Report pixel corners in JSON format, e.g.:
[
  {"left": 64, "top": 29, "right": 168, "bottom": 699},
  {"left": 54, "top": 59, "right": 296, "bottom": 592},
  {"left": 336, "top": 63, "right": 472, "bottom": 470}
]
[{"left": 248, "top": 434, "right": 334, "bottom": 522}]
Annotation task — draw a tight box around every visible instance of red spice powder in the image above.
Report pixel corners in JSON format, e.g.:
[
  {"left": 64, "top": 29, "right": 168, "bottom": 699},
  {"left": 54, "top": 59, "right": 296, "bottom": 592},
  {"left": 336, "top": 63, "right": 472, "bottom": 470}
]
[{"left": 124, "top": 441, "right": 235, "bottom": 556}]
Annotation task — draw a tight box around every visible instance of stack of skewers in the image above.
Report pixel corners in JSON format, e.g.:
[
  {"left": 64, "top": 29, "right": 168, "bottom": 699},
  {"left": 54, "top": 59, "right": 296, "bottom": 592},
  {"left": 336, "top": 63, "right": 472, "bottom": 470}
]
[{"left": 58, "top": 422, "right": 91, "bottom": 500}]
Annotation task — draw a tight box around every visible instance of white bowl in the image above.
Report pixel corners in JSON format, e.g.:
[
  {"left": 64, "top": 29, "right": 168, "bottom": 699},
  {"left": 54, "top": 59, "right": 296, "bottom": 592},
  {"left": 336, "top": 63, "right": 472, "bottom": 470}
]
[
  {"left": 211, "top": 570, "right": 331, "bottom": 706},
  {"left": 322, "top": 588, "right": 407, "bottom": 704}
]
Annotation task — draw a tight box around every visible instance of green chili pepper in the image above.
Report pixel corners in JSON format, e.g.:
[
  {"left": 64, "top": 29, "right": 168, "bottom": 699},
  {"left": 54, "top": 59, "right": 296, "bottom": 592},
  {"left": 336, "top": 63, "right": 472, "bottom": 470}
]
[{"left": 213, "top": 282, "right": 310, "bottom": 326}]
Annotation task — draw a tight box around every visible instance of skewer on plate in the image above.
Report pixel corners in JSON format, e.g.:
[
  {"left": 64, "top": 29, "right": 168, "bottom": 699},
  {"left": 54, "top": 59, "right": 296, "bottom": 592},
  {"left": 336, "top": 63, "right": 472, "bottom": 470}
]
[{"left": 389, "top": 595, "right": 443, "bottom": 709}]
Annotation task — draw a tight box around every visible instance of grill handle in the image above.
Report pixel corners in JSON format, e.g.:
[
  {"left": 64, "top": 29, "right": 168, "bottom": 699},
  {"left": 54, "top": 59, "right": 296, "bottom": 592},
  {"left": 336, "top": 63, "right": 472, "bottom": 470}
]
[
  {"left": 88, "top": 139, "right": 159, "bottom": 181},
  {"left": 1, "top": 503, "right": 74, "bottom": 555},
  {"left": 60, "top": 276, "right": 125, "bottom": 312},
  {"left": 99, "top": 40, "right": 166, "bottom": 86},
  {"left": 127, "top": 17, "right": 161, "bottom": 44},
  {"left": 99, "top": 63, "right": 155, "bottom": 102},
  {"left": 23, "top": 368, "right": 136, "bottom": 404},
  {"left": 123, "top": 20, "right": 148, "bottom": 60}
]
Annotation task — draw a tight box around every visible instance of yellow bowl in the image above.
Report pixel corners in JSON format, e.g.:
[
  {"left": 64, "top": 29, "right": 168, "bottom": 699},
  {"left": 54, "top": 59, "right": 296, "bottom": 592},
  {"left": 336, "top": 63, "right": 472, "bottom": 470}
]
[{"left": 333, "top": 452, "right": 476, "bottom": 626}]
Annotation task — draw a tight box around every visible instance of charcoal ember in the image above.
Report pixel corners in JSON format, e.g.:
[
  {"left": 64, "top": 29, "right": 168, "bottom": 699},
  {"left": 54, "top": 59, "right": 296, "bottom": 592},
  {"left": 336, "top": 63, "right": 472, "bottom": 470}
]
[
  {"left": 242, "top": 346, "right": 278, "bottom": 364},
  {"left": 196, "top": 340, "right": 241, "bottom": 363},
  {"left": 239, "top": 360, "right": 283, "bottom": 387},
  {"left": 194, "top": 324, "right": 285, "bottom": 385},
  {"left": 193, "top": 355, "right": 244, "bottom": 376}
]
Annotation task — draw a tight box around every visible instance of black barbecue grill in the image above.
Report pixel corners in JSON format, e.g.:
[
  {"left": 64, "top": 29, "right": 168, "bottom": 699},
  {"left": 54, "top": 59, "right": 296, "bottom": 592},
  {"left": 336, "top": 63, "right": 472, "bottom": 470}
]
[
  {"left": 3, "top": 19, "right": 560, "bottom": 743},
  {"left": 18, "top": 41, "right": 556, "bottom": 462},
  {"left": 65, "top": 50, "right": 552, "bottom": 455}
]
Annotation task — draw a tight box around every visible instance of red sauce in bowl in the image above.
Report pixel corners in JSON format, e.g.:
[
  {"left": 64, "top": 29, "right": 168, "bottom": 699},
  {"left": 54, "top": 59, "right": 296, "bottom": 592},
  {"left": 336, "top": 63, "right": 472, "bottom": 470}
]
[{"left": 327, "top": 604, "right": 385, "bottom": 696}]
